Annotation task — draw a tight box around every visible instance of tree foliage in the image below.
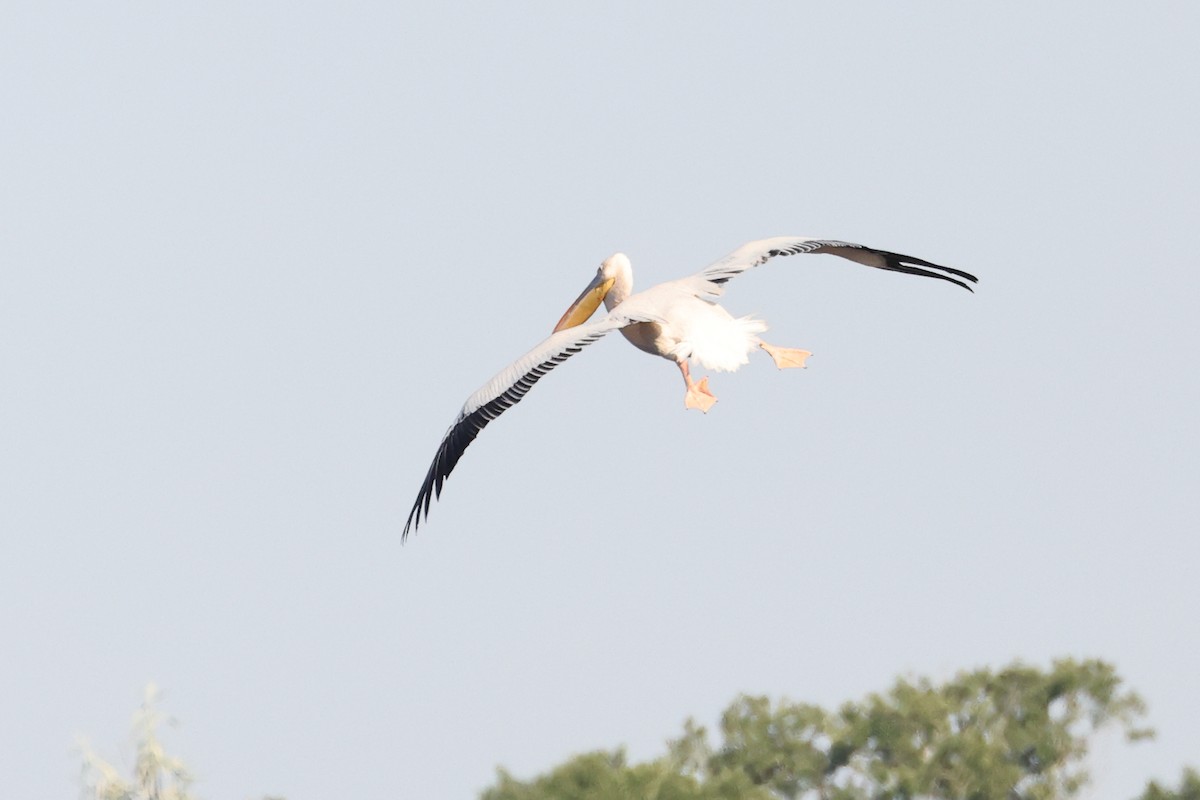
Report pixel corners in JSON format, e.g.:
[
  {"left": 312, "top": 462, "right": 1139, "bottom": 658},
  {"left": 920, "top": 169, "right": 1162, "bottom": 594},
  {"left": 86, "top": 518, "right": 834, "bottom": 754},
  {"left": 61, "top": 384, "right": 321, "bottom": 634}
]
[
  {"left": 1136, "top": 769, "right": 1200, "bottom": 800},
  {"left": 78, "top": 685, "right": 196, "bottom": 800},
  {"left": 76, "top": 685, "right": 283, "bottom": 800},
  {"left": 482, "top": 749, "right": 773, "bottom": 800},
  {"left": 483, "top": 658, "right": 1160, "bottom": 800}
]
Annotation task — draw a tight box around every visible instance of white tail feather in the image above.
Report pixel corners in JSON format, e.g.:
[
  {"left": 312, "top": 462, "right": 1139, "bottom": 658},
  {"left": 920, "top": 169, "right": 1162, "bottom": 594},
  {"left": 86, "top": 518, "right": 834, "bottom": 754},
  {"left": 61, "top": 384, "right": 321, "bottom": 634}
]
[{"left": 673, "top": 312, "right": 768, "bottom": 372}]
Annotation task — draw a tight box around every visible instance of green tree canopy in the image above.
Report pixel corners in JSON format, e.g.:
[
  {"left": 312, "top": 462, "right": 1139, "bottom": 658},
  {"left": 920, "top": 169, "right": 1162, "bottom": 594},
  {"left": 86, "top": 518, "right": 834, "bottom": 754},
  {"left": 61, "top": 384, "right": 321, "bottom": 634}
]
[
  {"left": 1136, "top": 769, "right": 1200, "bottom": 800},
  {"left": 483, "top": 658, "right": 1161, "bottom": 800},
  {"left": 483, "top": 749, "right": 772, "bottom": 800}
]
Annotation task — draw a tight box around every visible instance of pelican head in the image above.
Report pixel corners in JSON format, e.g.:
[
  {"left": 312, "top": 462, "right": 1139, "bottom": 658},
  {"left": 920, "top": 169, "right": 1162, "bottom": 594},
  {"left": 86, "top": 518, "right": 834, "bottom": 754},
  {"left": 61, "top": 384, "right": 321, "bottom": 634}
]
[{"left": 552, "top": 253, "right": 628, "bottom": 332}]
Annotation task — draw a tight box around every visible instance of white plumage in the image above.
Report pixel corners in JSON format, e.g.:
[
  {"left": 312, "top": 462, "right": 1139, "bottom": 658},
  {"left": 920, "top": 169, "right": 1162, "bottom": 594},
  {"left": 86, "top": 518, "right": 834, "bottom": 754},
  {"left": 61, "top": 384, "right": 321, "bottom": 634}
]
[
  {"left": 404, "top": 235, "right": 977, "bottom": 539},
  {"left": 590, "top": 253, "right": 770, "bottom": 373},
  {"left": 672, "top": 305, "right": 768, "bottom": 372}
]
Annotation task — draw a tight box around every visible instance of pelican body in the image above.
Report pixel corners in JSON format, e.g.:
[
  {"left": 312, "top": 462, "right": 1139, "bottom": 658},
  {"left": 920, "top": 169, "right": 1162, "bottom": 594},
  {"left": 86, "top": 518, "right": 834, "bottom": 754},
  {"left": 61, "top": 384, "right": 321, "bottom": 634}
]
[
  {"left": 404, "top": 236, "right": 977, "bottom": 539},
  {"left": 554, "top": 251, "right": 815, "bottom": 412}
]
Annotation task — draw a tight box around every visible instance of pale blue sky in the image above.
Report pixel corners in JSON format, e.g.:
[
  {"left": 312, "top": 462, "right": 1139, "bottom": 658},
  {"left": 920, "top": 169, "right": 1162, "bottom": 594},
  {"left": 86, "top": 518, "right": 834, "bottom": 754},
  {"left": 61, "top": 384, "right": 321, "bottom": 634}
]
[{"left": 2, "top": 3, "right": 1198, "bottom": 798}]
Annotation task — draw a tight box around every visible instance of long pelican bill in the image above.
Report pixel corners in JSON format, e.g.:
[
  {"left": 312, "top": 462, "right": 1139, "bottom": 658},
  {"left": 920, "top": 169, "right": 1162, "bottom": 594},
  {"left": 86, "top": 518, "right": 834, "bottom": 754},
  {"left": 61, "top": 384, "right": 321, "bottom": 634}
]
[{"left": 553, "top": 274, "right": 615, "bottom": 332}]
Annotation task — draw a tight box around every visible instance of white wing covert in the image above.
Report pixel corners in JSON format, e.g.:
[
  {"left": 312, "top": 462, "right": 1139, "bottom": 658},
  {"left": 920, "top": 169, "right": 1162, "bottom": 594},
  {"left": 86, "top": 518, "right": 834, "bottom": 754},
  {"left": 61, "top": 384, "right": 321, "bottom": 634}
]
[
  {"left": 403, "top": 311, "right": 647, "bottom": 539},
  {"left": 695, "top": 237, "right": 978, "bottom": 295}
]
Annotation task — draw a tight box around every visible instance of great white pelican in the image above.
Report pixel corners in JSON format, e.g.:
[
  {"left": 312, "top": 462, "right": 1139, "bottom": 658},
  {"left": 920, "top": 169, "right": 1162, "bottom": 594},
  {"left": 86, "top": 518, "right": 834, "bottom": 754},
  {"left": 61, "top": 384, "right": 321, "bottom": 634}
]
[{"left": 403, "top": 236, "right": 976, "bottom": 539}]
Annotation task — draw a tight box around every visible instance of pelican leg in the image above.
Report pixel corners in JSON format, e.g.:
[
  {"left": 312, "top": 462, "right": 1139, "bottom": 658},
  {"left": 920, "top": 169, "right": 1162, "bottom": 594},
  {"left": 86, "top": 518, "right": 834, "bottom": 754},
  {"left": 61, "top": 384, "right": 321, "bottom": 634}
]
[
  {"left": 759, "top": 341, "right": 812, "bottom": 369},
  {"left": 677, "top": 359, "right": 717, "bottom": 413}
]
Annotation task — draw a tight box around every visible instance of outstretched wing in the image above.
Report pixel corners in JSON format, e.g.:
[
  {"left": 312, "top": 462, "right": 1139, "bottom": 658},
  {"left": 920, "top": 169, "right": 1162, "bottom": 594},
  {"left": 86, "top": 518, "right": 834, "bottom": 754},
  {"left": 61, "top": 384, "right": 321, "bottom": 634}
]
[
  {"left": 403, "top": 313, "right": 636, "bottom": 540},
  {"left": 694, "top": 237, "right": 977, "bottom": 295}
]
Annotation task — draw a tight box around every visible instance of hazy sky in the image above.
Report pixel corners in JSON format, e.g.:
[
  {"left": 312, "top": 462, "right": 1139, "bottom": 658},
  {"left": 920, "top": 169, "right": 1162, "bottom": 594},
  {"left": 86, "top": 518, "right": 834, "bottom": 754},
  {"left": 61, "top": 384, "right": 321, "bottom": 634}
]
[{"left": 3, "top": 3, "right": 1198, "bottom": 798}]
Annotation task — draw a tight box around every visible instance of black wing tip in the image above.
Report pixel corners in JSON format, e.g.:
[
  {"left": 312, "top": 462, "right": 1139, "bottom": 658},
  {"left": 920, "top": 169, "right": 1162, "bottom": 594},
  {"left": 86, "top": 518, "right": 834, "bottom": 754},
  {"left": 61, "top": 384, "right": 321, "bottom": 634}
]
[
  {"left": 402, "top": 501, "right": 423, "bottom": 542},
  {"left": 880, "top": 250, "right": 978, "bottom": 292},
  {"left": 402, "top": 515, "right": 417, "bottom": 542}
]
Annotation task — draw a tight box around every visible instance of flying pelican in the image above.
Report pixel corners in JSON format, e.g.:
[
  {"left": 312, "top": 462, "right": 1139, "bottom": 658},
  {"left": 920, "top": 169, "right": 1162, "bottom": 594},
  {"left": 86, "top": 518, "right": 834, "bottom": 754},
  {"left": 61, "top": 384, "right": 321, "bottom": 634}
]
[{"left": 404, "top": 236, "right": 976, "bottom": 539}]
